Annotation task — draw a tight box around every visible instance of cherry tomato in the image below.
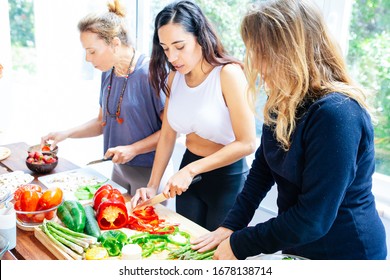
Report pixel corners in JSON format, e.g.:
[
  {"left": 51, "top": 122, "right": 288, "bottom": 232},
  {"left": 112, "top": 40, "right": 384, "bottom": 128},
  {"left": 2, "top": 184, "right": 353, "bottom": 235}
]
[
  {"left": 16, "top": 213, "right": 30, "bottom": 223},
  {"left": 45, "top": 210, "right": 55, "bottom": 220},
  {"left": 41, "top": 145, "right": 51, "bottom": 152},
  {"left": 37, "top": 187, "right": 63, "bottom": 210},
  {"left": 14, "top": 184, "right": 42, "bottom": 201},
  {"left": 32, "top": 213, "right": 45, "bottom": 223},
  {"left": 20, "top": 190, "right": 40, "bottom": 212}
]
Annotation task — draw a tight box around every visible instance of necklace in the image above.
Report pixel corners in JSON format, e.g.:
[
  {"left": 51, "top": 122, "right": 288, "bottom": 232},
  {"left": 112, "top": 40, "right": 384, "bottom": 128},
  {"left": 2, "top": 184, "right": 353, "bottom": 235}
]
[{"left": 102, "top": 48, "right": 136, "bottom": 126}]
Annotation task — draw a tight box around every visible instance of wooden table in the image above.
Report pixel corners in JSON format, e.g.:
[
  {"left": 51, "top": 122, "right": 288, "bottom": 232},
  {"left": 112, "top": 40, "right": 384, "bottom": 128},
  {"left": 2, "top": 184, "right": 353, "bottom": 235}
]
[
  {"left": 0, "top": 142, "right": 209, "bottom": 260},
  {"left": 0, "top": 142, "right": 80, "bottom": 260}
]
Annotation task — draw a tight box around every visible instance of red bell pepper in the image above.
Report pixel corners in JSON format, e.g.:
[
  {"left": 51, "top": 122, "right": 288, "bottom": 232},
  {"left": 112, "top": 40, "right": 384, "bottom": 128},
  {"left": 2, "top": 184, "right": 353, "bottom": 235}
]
[
  {"left": 96, "top": 199, "right": 128, "bottom": 230},
  {"left": 93, "top": 184, "right": 125, "bottom": 211},
  {"left": 93, "top": 184, "right": 129, "bottom": 230}
]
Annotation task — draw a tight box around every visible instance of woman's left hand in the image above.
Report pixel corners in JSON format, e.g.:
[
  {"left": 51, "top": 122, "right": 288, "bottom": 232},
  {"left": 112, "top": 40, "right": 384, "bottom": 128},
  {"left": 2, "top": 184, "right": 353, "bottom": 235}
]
[
  {"left": 164, "top": 168, "right": 195, "bottom": 197},
  {"left": 213, "top": 237, "right": 237, "bottom": 260}
]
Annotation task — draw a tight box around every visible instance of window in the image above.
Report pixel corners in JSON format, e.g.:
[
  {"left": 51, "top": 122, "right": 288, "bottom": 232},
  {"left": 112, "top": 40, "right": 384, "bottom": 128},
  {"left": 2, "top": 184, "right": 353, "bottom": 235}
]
[{"left": 0, "top": 0, "right": 388, "bottom": 188}]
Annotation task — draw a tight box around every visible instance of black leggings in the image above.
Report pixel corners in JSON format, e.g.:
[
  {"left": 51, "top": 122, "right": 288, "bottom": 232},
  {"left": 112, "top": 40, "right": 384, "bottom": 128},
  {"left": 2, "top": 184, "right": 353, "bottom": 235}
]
[{"left": 176, "top": 149, "right": 248, "bottom": 231}]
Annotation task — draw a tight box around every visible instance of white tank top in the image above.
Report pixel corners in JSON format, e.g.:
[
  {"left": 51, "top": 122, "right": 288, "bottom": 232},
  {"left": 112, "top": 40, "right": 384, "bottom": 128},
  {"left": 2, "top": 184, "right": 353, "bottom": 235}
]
[{"left": 167, "top": 66, "right": 235, "bottom": 145}]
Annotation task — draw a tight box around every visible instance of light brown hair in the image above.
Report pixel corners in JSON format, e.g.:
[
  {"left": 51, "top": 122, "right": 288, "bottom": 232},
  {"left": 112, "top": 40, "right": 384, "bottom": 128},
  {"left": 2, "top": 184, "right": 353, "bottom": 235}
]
[
  {"left": 241, "top": 0, "right": 371, "bottom": 150},
  {"left": 78, "top": 0, "right": 131, "bottom": 46}
]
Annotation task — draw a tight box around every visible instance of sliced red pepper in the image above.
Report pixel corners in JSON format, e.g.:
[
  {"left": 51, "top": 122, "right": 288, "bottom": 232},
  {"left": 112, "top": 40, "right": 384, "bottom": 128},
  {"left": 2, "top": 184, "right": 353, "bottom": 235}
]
[
  {"left": 126, "top": 206, "right": 178, "bottom": 234},
  {"left": 96, "top": 199, "right": 128, "bottom": 230},
  {"left": 20, "top": 190, "right": 40, "bottom": 212},
  {"left": 14, "top": 184, "right": 42, "bottom": 201},
  {"left": 132, "top": 206, "right": 159, "bottom": 221}
]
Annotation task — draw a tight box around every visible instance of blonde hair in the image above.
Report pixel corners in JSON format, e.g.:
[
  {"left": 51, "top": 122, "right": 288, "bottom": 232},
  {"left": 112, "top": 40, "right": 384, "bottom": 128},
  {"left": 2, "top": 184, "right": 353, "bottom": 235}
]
[
  {"left": 78, "top": 0, "right": 131, "bottom": 46},
  {"left": 241, "top": 0, "right": 372, "bottom": 150}
]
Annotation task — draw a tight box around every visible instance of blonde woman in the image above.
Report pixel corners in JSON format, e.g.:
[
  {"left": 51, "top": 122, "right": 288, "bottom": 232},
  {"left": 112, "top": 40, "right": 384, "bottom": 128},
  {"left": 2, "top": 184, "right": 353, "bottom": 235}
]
[
  {"left": 193, "top": 0, "right": 387, "bottom": 260},
  {"left": 41, "top": 0, "right": 167, "bottom": 196}
]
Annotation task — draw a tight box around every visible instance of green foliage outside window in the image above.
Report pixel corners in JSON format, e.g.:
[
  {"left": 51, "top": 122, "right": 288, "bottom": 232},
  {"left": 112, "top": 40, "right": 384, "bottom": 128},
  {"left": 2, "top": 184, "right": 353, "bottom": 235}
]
[
  {"left": 347, "top": 0, "right": 390, "bottom": 175},
  {"left": 8, "top": 0, "right": 36, "bottom": 74}
]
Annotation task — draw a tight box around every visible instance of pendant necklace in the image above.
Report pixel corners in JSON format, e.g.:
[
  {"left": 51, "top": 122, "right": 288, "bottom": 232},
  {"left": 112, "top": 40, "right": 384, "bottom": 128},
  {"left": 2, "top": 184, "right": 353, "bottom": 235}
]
[{"left": 102, "top": 48, "right": 136, "bottom": 126}]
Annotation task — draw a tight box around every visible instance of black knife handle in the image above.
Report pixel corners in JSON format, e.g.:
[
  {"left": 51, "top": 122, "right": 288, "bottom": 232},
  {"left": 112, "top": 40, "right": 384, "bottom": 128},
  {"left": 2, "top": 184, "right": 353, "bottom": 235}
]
[{"left": 190, "top": 175, "right": 202, "bottom": 185}]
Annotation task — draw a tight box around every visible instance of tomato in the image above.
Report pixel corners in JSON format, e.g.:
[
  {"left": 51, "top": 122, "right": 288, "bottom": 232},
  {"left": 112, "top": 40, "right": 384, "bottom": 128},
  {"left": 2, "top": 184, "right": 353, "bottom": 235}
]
[
  {"left": 14, "top": 184, "right": 42, "bottom": 201},
  {"left": 93, "top": 184, "right": 125, "bottom": 211},
  {"left": 32, "top": 213, "right": 45, "bottom": 223},
  {"left": 44, "top": 210, "right": 55, "bottom": 220},
  {"left": 41, "top": 145, "right": 51, "bottom": 152},
  {"left": 37, "top": 187, "right": 63, "bottom": 210},
  {"left": 16, "top": 213, "right": 30, "bottom": 223}
]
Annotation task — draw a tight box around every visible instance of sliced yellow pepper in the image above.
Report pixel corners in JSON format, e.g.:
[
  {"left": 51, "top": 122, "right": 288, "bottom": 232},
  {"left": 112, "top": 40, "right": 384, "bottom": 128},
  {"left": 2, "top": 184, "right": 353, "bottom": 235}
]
[{"left": 85, "top": 246, "right": 109, "bottom": 260}]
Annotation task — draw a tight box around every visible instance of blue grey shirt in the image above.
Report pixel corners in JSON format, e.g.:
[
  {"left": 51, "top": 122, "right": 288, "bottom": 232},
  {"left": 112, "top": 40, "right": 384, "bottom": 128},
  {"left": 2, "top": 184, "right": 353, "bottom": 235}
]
[
  {"left": 99, "top": 54, "right": 163, "bottom": 167},
  {"left": 222, "top": 93, "right": 387, "bottom": 260}
]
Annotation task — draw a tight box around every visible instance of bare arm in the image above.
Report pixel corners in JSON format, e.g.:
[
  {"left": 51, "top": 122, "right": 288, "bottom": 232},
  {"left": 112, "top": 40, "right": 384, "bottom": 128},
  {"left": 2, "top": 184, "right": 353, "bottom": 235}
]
[
  {"left": 41, "top": 108, "right": 103, "bottom": 148},
  {"left": 105, "top": 112, "right": 163, "bottom": 164}
]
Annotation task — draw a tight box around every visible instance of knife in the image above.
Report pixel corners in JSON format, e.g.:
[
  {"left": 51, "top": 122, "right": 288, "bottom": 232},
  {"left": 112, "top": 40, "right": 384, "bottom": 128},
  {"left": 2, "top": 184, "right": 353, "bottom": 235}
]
[
  {"left": 87, "top": 157, "right": 112, "bottom": 165},
  {"left": 132, "top": 175, "right": 202, "bottom": 211}
]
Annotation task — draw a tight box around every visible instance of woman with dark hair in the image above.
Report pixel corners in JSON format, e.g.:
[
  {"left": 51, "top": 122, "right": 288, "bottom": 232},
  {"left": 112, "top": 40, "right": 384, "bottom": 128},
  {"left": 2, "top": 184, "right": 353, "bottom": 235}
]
[
  {"left": 192, "top": 0, "right": 387, "bottom": 260},
  {"left": 131, "top": 0, "right": 256, "bottom": 231}
]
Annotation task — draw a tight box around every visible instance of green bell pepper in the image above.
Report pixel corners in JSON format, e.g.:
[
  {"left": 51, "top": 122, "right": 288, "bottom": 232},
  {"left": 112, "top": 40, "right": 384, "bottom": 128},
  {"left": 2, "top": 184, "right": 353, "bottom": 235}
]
[
  {"left": 56, "top": 200, "right": 86, "bottom": 233},
  {"left": 98, "top": 230, "right": 128, "bottom": 256}
]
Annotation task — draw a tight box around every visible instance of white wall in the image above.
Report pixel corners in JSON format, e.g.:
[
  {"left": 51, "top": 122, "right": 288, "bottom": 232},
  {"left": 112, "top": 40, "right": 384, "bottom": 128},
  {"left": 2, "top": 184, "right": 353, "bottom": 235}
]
[{"left": 313, "top": 0, "right": 353, "bottom": 55}]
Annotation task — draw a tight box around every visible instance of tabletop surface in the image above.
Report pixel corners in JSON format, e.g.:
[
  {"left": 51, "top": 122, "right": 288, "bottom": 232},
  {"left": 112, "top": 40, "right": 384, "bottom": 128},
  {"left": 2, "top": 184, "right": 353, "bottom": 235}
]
[
  {"left": 0, "top": 142, "right": 209, "bottom": 260},
  {"left": 1, "top": 142, "right": 79, "bottom": 260}
]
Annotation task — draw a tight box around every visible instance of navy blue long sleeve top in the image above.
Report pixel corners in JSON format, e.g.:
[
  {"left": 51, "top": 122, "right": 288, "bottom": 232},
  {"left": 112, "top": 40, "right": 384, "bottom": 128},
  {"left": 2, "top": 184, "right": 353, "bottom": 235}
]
[{"left": 222, "top": 93, "right": 387, "bottom": 260}]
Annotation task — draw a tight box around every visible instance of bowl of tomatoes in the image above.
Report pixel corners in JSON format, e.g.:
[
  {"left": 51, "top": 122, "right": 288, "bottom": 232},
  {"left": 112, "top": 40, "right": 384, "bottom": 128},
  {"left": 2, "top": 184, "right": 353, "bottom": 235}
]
[
  {"left": 26, "top": 150, "right": 58, "bottom": 174},
  {"left": 13, "top": 184, "right": 63, "bottom": 229}
]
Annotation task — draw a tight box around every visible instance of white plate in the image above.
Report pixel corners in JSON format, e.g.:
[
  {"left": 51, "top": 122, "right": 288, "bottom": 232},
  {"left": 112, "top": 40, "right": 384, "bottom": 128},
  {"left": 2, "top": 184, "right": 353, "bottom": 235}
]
[
  {"left": 0, "top": 171, "right": 34, "bottom": 199},
  {"left": 0, "top": 147, "right": 11, "bottom": 161},
  {"left": 38, "top": 167, "right": 127, "bottom": 202}
]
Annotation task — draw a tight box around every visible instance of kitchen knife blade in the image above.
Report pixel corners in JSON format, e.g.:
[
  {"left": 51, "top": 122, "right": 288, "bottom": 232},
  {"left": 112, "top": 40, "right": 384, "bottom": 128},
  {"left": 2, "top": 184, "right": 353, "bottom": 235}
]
[
  {"left": 132, "top": 175, "right": 202, "bottom": 211},
  {"left": 86, "top": 157, "right": 112, "bottom": 165}
]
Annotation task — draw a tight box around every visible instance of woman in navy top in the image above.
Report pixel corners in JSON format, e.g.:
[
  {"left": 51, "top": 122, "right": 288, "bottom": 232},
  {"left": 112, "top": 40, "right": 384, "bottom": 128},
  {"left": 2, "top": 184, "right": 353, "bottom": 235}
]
[{"left": 193, "top": 0, "right": 387, "bottom": 260}]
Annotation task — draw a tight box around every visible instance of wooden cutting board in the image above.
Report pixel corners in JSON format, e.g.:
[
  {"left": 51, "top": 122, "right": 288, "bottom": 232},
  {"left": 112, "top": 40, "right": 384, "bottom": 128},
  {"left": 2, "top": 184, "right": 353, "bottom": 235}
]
[
  {"left": 34, "top": 227, "right": 74, "bottom": 260},
  {"left": 34, "top": 204, "right": 210, "bottom": 260}
]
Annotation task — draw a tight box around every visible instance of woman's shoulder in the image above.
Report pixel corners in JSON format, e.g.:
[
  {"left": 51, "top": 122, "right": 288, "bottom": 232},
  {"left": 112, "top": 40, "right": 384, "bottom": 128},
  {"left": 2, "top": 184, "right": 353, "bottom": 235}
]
[
  {"left": 220, "top": 63, "right": 246, "bottom": 84},
  {"left": 220, "top": 63, "right": 244, "bottom": 77},
  {"left": 312, "top": 92, "right": 363, "bottom": 114},
  {"left": 306, "top": 92, "right": 372, "bottom": 128}
]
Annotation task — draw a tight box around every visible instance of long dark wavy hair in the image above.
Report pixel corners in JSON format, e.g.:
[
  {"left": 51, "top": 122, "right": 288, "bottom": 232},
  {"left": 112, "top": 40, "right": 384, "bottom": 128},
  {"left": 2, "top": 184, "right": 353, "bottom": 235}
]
[{"left": 149, "top": 0, "right": 242, "bottom": 97}]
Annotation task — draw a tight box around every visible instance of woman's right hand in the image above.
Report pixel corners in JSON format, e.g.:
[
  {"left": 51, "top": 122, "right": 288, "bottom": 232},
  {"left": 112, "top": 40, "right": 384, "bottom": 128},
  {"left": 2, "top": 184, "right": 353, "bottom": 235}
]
[
  {"left": 130, "top": 187, "right": 158, "bottom": 209},
  {"left": 40, "top": 131, "right": 69, "bottom": 149}
]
